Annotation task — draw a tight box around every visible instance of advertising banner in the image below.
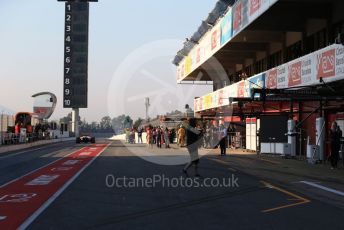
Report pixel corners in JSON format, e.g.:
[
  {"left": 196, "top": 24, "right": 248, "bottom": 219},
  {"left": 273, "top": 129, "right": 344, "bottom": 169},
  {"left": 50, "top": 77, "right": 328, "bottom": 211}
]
[
  {"left": 315, "top": 45, "right": 344, "bottom": 83},
  {"left": 336, "top": 46, "right": 344, "bottom": 80},
  {"left": 228, "top": 83, "right": 238, "bottom": 98},
  {"left": 211, "top": 91, "right": 219, "bottom": 109},
  {"left": 250, "top": 0, "right": 260, "bottom": 15},
  {"left": 195, "top": 97, "right": 202, "bottom": 112},
  {"left": 287, "top": 60, "right": 302, "bottom": 87},
  {"left": 300, "top": 54, "right": 314, "bottom": 86},
  {"left": 266, "top": 68, "right": 277, "bottom": 89},
  {"left": 218, "top": 88, "right": 230, "bottom": 107},
  {"left": 277, "top": 64, "right": 288, "bottom": 89},
  {"left": 194, "top": 98, "right": 200, "bottom": 112},
  {"left": 287, "top": 53, "right": 314, "bottom": 87},
  {"left": 204, "top": 94, "right": 212, "bottom": 110},
  {"left": 278, "top": 44, "right": 344, "bottom": 88},
  {"left": 195, "top": 44, "right": 344, "bottom": 112},
  {"left": 199, "top": 97, "right": 203, "bottom": 111},
  {"left": 176, "top": 67, "right": 181, "bottom": 82},
  {"left": 189, "top": 49, "right": 196, "bottom": 71},
  {"left": 185, "top": 56, "right": 192, "bottom": 76},
  {"left": 245, "top": 73, "right": 266, "bottom": 97},
  {"left": 220, "top": 8, "right": 233, "bottom": 46},
  {"left": 233, "top": 0, "right": 249, "bottom": 36},
  {"left": 181, "top": 62, "right": 185, "bottom": 81},
  {"left": 194, "top": 80, "right": 245, "bottom": 113},
  {"left": 203, "top": 32, "right": 213, "bottom": 64},
  {"left": 237, "top": 81, "right": 246, "bottom": 97},
  {"left": 316, "top": 48, "right": 335, "bottom": 80},
  {"left": 178, "top": 0, "right": 280, "bottom": 83},
  {"left": 211, "top": 25, "right": 221, "bottom": 52},
  {"left": 249, "top": 0, "right": 260, "bottom": 20},
  {"left": 196, "top": 47, "right": 201, "bottom": 64},
  {"left": 217, "top": 89, "right": 224, "bottom": 107},
  {"left": 233, "top": 1, "right": 243, "bottom": 35}
]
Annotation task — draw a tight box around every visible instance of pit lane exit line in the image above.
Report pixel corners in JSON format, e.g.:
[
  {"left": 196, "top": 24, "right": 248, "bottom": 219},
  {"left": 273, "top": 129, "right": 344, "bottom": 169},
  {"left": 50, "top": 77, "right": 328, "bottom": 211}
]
[{"left": 300, "top": 181, "right": 344, "bottom": 197}]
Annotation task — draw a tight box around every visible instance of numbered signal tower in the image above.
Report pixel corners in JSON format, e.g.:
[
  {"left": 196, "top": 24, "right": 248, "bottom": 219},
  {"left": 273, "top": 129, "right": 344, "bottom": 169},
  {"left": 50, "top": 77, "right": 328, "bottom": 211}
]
[{"left": 58, "top": 0, "right": 98, "bottom": 137}]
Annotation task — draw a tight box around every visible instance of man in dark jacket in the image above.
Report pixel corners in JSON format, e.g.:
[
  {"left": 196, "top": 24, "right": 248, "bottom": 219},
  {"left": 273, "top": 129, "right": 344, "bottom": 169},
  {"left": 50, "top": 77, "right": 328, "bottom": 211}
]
[
  {"left": 330, "top": 122, "right": 342, "bottom": 169},
  {"left": 219, "top": 124, "right": 227, "bottom": 156},
  {"left": 183, "top": 118, "right": 201, "bottom": 177}
]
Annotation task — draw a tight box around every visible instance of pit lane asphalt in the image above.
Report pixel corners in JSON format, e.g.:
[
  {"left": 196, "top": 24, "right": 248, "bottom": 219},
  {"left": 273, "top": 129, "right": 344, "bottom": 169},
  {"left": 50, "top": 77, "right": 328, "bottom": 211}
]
[
  {"left": 23, "top": 140, "right": 343, "bottom": 230},
  {"left": 0, "top": 140, "right": 80, "bottom": 187}
]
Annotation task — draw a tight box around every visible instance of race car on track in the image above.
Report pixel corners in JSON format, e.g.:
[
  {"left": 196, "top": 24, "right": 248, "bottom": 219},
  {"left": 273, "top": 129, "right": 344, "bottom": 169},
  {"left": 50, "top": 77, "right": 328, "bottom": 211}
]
[{"left": 76, "top": 134, "right": 96, "bottom": 144}]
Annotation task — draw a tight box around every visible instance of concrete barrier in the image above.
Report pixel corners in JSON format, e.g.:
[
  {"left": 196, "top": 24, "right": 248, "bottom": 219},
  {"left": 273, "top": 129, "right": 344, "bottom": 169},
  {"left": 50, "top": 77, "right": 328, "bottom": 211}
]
[{"left": 110, "top": 133, "right": 147, "bottom": 144}]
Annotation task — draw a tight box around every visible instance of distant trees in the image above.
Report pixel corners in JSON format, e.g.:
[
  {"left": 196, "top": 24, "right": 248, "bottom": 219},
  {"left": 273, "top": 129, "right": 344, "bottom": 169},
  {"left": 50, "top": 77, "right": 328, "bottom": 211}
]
[
  {"left": 59, "top": 113, "right": 72, "bottom": 124},
  {"left": 80, "top": 116, "right": 113, "bottom": 133},
  {"left": 111, "top": 115, "right": 126, "bottom": 134},
  {"left": 59, "top": 113, "right": 139, "bottom": 134},
  {"left": 100, "top": 116, "right": 112, "bottom": 131},
  {"left": 133, "top": 118, "right": 143, "bottom": 129},
  {"left": 124, "top": 116, "right": 133, "bottom": 129}
]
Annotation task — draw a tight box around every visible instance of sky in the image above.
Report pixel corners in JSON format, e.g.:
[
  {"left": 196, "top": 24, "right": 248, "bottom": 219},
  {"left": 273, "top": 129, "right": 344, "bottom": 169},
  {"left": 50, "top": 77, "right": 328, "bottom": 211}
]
[{"left": 0, "top": 0, "right": 215, "bottom": 122}]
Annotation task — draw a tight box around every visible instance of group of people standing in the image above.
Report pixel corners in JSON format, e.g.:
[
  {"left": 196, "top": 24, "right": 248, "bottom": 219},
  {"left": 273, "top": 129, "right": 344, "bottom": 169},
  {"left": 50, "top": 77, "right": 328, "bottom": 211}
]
[
  {"left": 125, "top": 128, "right": 137, "bottom": 144},
  {"left": 146, "top": 126, "right": 175, "bottom": 149},
  {"left": 177, "top": 123, "right": 236, "bottom": 155},
  {"left": 129, "top": 120, "right": 343, "bottom": 176}
]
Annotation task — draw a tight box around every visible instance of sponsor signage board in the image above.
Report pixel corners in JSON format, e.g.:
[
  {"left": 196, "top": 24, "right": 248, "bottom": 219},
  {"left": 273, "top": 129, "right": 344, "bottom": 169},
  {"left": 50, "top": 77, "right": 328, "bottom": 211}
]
[{"left": 177, "top": 0, "right": 279, "bottom": 82}]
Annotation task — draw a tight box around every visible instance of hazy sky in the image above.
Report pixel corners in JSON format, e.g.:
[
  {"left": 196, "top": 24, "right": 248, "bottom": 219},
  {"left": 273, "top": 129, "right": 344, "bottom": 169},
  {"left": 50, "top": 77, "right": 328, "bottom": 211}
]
[{"left": 0, "top": 0, "right": 215, "bottom": 122}]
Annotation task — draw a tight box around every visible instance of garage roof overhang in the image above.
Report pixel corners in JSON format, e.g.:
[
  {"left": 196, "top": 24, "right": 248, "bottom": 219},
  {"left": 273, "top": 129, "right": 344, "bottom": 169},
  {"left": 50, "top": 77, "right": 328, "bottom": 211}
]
[{"left": 178, "top": 0, "right": 334, "bottom": 82}]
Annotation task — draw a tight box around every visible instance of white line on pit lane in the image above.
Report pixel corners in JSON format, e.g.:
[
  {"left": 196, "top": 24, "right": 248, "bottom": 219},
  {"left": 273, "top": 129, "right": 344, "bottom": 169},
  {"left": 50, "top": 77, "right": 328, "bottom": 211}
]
[
  {"left": 0, "top": 147, "right": 87, "bottom": 188},
  {"left": 17, "top": 143, "right": 111, "bottom": 230},
  {"left": 300, "top": 181, "right": 344, "bottom": 197},
  {"left": 0, "top": 142, "right": 73, "bottom": 160},
  {"left": 0, "top": 146, "right": 50, "bottom": 160}
]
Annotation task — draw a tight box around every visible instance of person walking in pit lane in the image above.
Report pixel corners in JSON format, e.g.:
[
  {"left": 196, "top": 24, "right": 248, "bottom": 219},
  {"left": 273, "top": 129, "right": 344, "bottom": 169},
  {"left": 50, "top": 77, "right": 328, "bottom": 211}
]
[{"left": 183, "top": 118, "right": 202, "bottom": 177}]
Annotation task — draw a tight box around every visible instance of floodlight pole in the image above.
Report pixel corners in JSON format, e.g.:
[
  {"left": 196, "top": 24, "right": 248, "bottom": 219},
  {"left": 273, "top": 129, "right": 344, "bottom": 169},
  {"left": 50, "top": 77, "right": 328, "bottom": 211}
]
[{"left": 145, "top": 97, "right": 150, "bottom": 121}]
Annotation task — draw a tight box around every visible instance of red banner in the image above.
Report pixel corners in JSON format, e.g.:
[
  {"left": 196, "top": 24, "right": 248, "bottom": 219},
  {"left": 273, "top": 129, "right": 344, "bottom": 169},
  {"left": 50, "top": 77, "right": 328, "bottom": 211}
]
[
  {"left": 250, "top": 0, "right": 261, "bottom": 16},
  {"left": 266, "top": 69, "right": 277, "bottom": 89},
  {"left": 211, "top": 30, "right": 218, "bottom": 50},
  {"left": 288, "top": 61, "right": 302, "bottom": 87},
  {"left": 316, "top": 48, "right": 336, "bottom": 79},
  {"left": 238, "top": 81, "right": 245, "bottom": 97},
  {"left": 233, "top": 2, "right": 243, "bottom": 31}
]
